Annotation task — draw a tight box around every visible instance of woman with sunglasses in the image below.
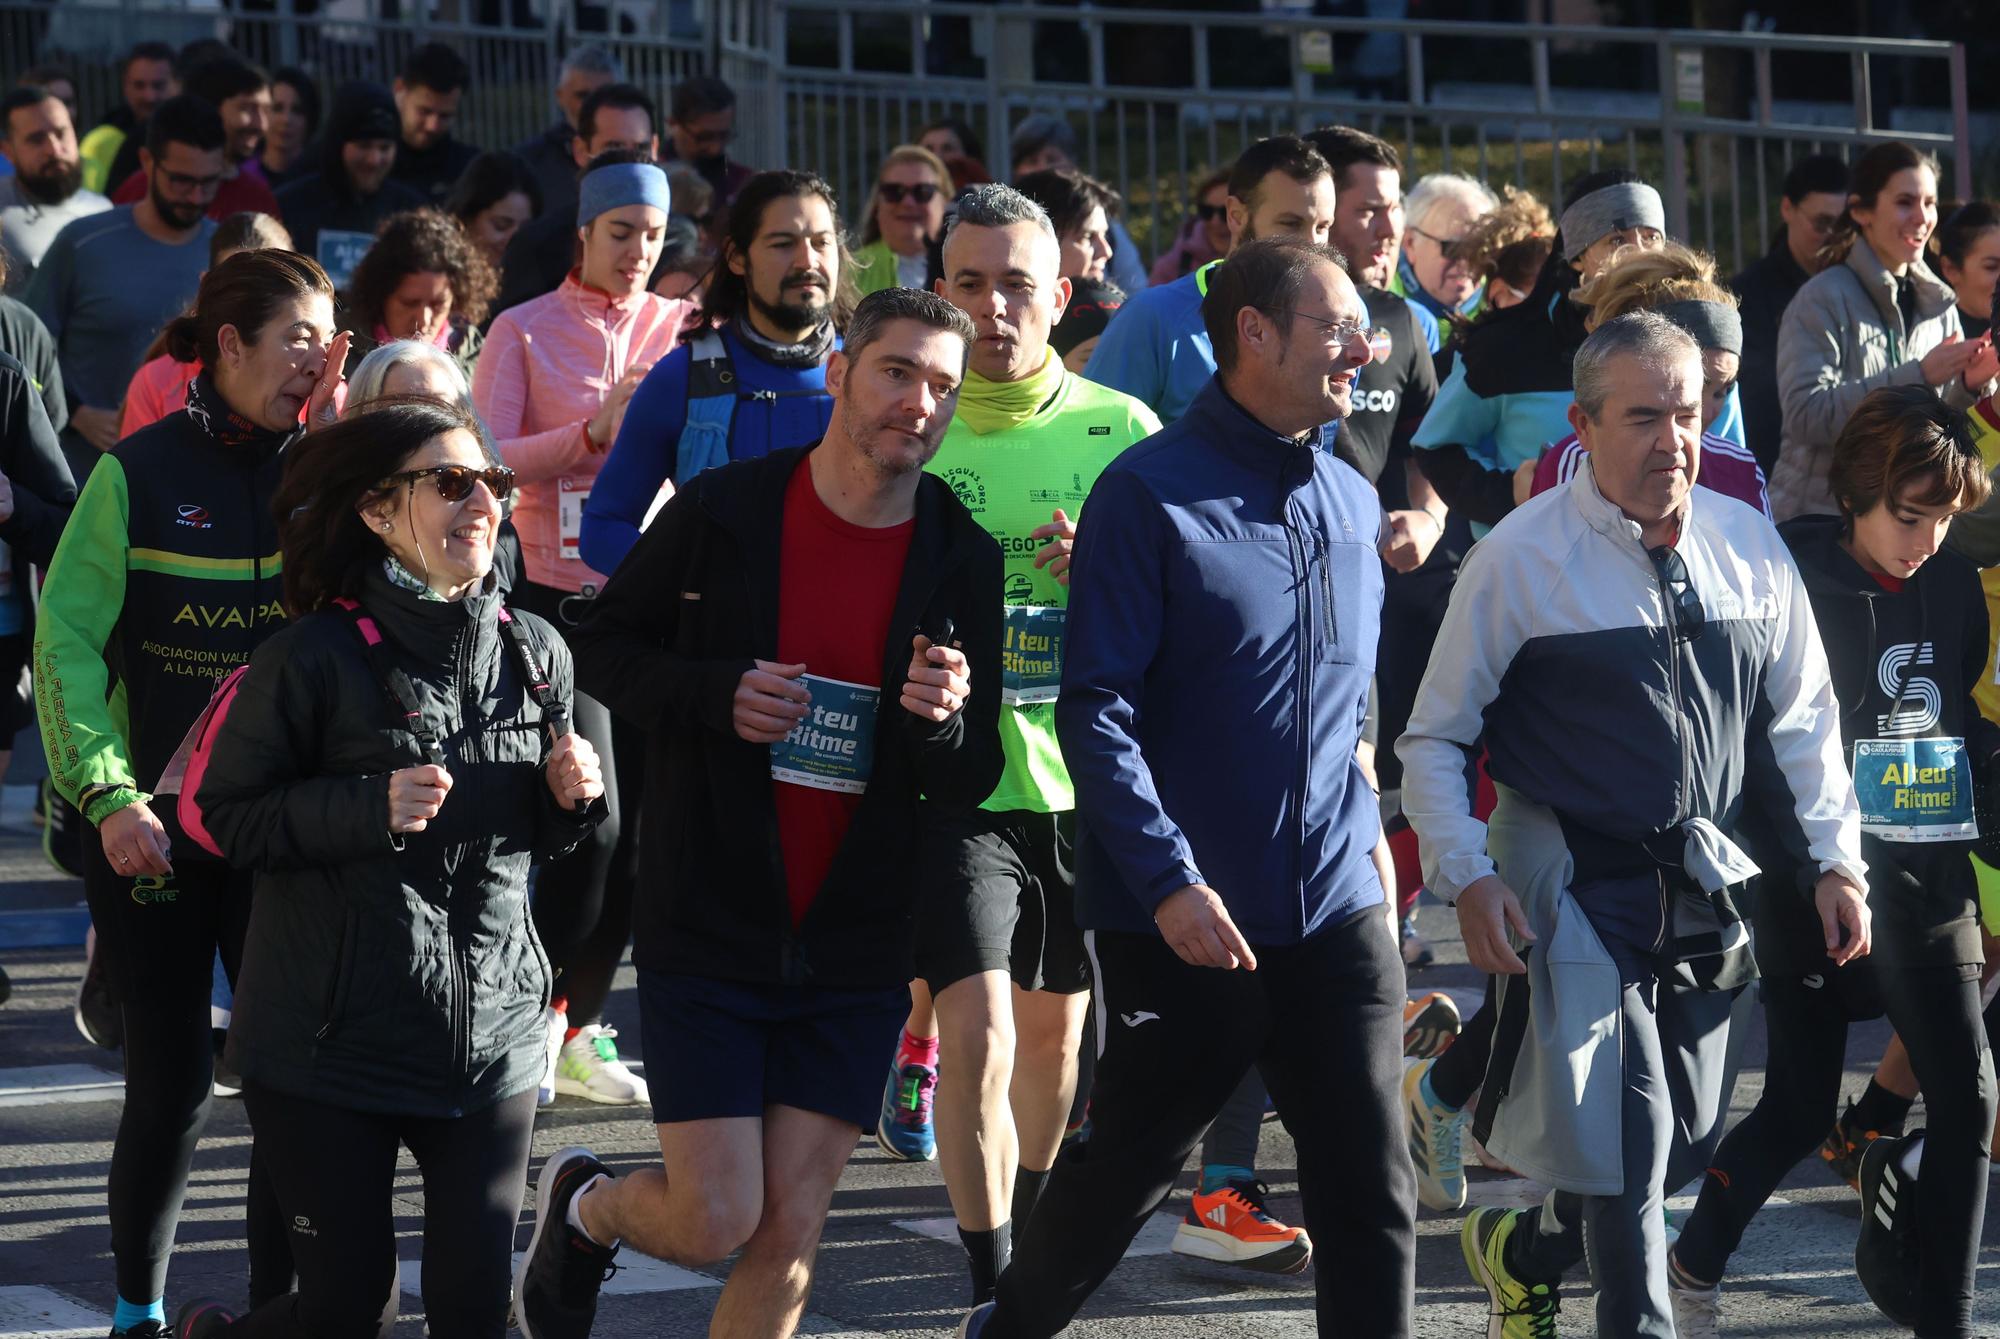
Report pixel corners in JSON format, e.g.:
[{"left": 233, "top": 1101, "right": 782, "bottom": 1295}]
[
  {"left": 851, "top": 145, "right": 950, "bottom": 296},
  {"left": 1665, "top": 386, "right": 1999, "bottom": 1339},
  {"left": 1150, "top": 169, "right": 1231, "bottom": 286},
  {"left": 473, "top": 158, "right": 693, "bottom": 1107},
  {"left": 33, "top": 249, "right": 345, "bottom": 1337},
  {"left": 173, "top": 397, "right": 604, "bottom": 1339}
]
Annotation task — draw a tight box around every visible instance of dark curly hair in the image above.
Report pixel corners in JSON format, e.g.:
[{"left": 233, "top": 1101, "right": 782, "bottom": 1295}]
[{"left": 344, "top": 208, "right": 498, "bottom": 332}]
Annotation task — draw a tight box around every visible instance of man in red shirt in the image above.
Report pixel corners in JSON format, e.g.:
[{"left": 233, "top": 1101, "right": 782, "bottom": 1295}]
[
  {"left": 523, "top": 286, "right": 1005, "bottom": 1339},
  {"left": 108, "top": 57, "right": 278, "bottom": 221}
]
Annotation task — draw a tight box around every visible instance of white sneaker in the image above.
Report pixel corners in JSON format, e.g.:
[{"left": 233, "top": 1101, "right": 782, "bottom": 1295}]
[
  {"left": 1402, "top": 1056, "right": 1471, "bottom": 1211},
  {"left": 1669, "top": 1272, "right": 1721, "bottom": 1338},
  {"left": 554, "top": 1023, "right": 649, "bottom": 1105},
  {"left": 538, "top": 1005, "right": 566, "bottom": 1108}
]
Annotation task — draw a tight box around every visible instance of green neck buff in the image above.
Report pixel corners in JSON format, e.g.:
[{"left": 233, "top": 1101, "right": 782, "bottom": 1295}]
[{"left": 954, "top": 347, "right": 1065, "bottom": 435}]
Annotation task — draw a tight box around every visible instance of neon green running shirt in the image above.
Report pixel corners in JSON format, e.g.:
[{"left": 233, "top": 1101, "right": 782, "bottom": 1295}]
[{"left": 926, "top": 370, "right": 1162, "bottom": 813}]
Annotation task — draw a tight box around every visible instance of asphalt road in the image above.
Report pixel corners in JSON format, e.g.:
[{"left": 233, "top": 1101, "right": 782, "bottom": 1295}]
[{"left": 1, "top": 792, "right": 1994, "bottom": 1337}]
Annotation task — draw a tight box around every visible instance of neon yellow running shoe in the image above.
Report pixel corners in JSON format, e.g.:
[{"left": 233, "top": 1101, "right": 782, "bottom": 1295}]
[{"left": 1462, "top": 1206, "right": 1561, "bottom": 1339}]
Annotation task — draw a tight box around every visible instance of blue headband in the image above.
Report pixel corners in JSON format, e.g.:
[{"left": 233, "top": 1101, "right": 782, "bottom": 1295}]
[{"left": 578, "top": 162, "right": 673, "bottom": 227}]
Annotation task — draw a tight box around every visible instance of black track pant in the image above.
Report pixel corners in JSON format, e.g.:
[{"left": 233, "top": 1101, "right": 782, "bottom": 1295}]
[
  {"left": 1674, "top": 966, "right": 1995, "bottom": 1338},
  {"left": 985, "top": 907, "right": 1416, "bottom": 1338},
  {"left": 513, "top": 580, "right": 640, "bottom": 1028},
  {"left": 227, "top": 1085, "right": 540, "bottom": 1339},
  {"left": 82, "top": 837, "right": 291, "bottom": 1305}
]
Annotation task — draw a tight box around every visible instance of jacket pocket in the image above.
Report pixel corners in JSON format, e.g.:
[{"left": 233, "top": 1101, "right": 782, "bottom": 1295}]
[
  {"left": 1318, "top": 539, "right": 1375, "bottom": 666},
  {"left": 314, "top": 907, "right": 360, "bottom": 1043}
]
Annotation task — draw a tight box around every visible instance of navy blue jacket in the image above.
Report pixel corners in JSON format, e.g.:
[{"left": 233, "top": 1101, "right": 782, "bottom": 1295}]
[{"left": 1056, "top": 378, "right": 1387, "bottom": 944}]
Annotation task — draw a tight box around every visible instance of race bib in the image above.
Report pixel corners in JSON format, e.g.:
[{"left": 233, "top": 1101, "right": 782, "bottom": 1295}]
[
  {"left": 1001, "top": 605, "right": 1065, "bottom": 706},
  {"left": 315, "top": 230, "right": 375, "bottom": 290},
  {"left": 558, "top": 477, "right": 589, "bottom": 562},
  {"left": 769, "top": 674, "right": 878, "bottom": 794},
  {"left": 1854, "top": 736, "right": 1977, "bottom": 843}
]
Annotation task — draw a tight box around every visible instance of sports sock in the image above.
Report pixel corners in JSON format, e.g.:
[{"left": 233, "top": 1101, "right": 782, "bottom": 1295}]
[
  {"left": 1198, "top": 1163, "right": 1256, "bottom": 1194},
  {"left": 1850, "top": 1079, "right": 1915, "bottom": 1137},
  {"left": 959, "top": 1221, "right": 1012, "bottom": 1305},
  {"left": 566, "top": 1173, "right": 619, "bottom": 1249},
  {"left": 112, "top": 1297, "right": 165, "bottom": 1334},
  {"left": 1011, "top": 1166, "right": 1050, "bottom": 1229},
  {"left": 1419, "top": 1065, "right": 1457, "bottom": 1113},
  {"left": 1667, "top": 1248, "right": 1715, "bottom": 1291},
  {"left": 897, "top": 1027, "right": 940, "bottom": 1069}
]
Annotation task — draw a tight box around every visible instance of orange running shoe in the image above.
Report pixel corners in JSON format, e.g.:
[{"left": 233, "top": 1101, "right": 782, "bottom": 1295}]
[
  {"left": 1403, "top": 990, "right": 1463, "bottom": 1059},
  {"left": 1170, "top": 1179, "right": 1312, "bottom": 1274}
]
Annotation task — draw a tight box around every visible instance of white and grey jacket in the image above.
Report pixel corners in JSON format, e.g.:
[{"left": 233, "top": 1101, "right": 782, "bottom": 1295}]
[
  {"left": 1396, "top": 459, "right": 1865, "bottom": 1190},
  {"left": 1770, "top": 241, "right": 1985, "bottom": 521}
]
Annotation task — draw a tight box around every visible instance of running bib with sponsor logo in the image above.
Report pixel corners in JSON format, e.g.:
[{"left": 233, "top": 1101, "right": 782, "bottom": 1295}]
[
  {"left": 558, "top": 476, "right": 589, "bottom": 562},
  {"left": 1854, "top": 736, "right": 1977, "bottom": 842},
  {"left": 769, "top": 674, "right": 878, "bottom": 794},
  {"left": 1001, "top": 605, "right": 1065, "bottom": 705},
  {"left": 316, "top": 230, "right": 375, "bottom": 290}
]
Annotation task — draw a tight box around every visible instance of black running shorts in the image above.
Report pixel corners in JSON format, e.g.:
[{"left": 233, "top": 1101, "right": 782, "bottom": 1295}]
[{"left": 915, "top": 808, "right": 1091, "bottom": 996}]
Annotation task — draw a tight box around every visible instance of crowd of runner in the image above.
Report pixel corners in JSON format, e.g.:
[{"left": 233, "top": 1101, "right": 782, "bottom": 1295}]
[{"left": 1, "top": 29, "right": 1998, "bottom": 1339}]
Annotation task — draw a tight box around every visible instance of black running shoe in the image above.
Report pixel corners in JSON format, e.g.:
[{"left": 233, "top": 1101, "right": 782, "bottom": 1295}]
[
  {"left": 174, "top": 1298, "right": 239, "bottom": 1339},
  {"left": 75, "top": 928, "right": 121, "bottom": 1050},
  {"left": 1819, "top": 1100, "right": 1881, "bottom": 1191},
  {"left": 515, "top": 1146, "right": 619, "bottom": 1339},
  {"left": 1856, "top": 1130, "right": 1922, "bottom": 1329}
]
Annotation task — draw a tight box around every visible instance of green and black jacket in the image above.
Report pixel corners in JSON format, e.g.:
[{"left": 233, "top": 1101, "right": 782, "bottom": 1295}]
[{"left": 34, "top": 374, "right": 289, "bottom": 829}]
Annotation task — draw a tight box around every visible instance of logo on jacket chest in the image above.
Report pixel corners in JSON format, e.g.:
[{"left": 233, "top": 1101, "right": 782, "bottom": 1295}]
[
  {"left": 1876, "top": 642, "right": 1942, "bottom": 735},
  {"left": 175, "top": 504, "right": 213, "bottom": 530},
  {"left": 172, "top": 600, "right": 286, "bottom": 630}
]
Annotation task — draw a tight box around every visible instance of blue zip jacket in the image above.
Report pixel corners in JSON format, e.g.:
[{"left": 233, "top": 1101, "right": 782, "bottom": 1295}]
[
  {"left": 578, "top": 325, "right": 835, "bottom": 576},
  {"left": 1055, "top": 378, "right": 1387, "bottom": 943}
]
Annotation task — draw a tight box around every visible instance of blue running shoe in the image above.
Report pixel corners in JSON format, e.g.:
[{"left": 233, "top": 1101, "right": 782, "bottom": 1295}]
[
  {"left": 957, "top": 1301, "right": 996, "bottom": 1337},
  {"left": 876, "top": 1058, "right": 938, "bottom": 1161}
]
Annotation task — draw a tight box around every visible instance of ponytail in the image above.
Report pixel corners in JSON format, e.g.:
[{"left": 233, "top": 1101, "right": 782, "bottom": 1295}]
[{"left": 1818, "top": 140, "right": 1938, "bottom": 269}]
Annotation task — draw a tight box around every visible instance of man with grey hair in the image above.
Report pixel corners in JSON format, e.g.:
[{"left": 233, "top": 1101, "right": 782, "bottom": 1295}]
[
  {"left": 1398, "top": 310, "right": 1868, "bottom": 1336},
  {"left": 871, "top": 182, "right": 1159, "bottom": 1303},
  {"left": 1395, "top": 170, "right": 1495, "bottom": 338},
  {"left": 510, "top": 44, "right": 627, "bottom": 218}
]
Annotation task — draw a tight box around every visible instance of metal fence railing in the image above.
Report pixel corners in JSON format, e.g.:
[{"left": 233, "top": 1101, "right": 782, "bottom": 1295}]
[
  {"left": 2, "top": 0, "right": 1975, "bottom": 278},
  {"left": 761, "top": 0, "right": 1975, "bottom": 276}
]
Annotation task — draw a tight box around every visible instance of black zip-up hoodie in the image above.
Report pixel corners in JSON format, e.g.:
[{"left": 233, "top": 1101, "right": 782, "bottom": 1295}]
[
  {"left": 571, "top": 444, "right": 1005, "bottom": 990},
  {"left": 1751, "top": 513, "right": 2000, "bottom": 972}
]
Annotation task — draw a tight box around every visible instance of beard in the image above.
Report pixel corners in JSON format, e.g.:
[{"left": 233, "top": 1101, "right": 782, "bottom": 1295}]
[
  {"left": 17, "top": 159, "right": 82, "bottom": 206},
  {"left": 843, "top": 400, "right": 943, "bottom": 478},
  {"left": 749, "top": 273, "right": 831, "bottom": 334},
  {"left": 149, "top": 181, "right": 208, "bottom": 230}
]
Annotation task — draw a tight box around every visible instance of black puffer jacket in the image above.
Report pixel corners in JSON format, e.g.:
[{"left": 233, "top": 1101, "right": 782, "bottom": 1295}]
[{"left": 199, "top": 564, "right": 600, "bottom": 1117}]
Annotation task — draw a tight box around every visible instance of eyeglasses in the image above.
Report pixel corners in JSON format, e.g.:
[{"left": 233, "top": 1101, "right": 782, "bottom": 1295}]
[
  {"left": 156, "top": 167, "right": 225, "bottom": 193},
  {"left": 1408, "top": 225, "right": 1468, "bottom": 251},
  {"left": 1648, "top": 544, "right": 1706, "bottom": 643},
  {"left": 878, "top": 182, "right": 940, "bottom": 205},
  {"left": 388, "top": 464, "right": 516, "bottom": 502},
  {"left": 1277, "top": 309, "right": 1372, "bottom": 348},
  {"left": 1195, "top": 202, "right": 1228, "bottom": 222}
]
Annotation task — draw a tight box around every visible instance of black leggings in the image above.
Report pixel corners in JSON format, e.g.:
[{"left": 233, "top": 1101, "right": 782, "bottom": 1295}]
[
  {"left": 1675, "top": 966, "right": 1996, "bottom": 1338},
  {"left": 512, "top": 579, "right": 642, "bottom": 1027},
  {"left": 82, "top": 836, "right": 291, "bottom": 1305},
  {"left": 228, "top": 1085, "right": 540, "bottom": 1339}
]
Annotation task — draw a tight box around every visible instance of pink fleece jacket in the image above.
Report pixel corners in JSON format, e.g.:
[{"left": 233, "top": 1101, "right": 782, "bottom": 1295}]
[{"left": 473, "top": 273, "right": 695, "bottom": 591}]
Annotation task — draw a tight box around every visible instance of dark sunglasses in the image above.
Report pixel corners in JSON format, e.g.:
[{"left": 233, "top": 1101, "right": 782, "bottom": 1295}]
[
  {"left": 389, "top": 464, "right": 516, "bottom": 502},
  {"left": 1648, "top": 544, "right": 1706, "bottom": 643},
  {"left": 1195, "top": 202, "right": 1228, "bottom": 221},
  {"left": 878, "top": 182, "right": 940, "bottom": 205}
]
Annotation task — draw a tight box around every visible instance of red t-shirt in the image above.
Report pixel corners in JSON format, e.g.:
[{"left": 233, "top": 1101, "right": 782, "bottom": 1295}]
[
  {"left": 1871, "top": 570, "right": 1906, "bottom": 593},
  {"left": 772, "top": 455, "right": 915, "bottom": 926}
]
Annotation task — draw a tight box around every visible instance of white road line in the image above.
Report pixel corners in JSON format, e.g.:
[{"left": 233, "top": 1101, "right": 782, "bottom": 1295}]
[
  {"left": 0, "top": 1286, "right": 107, "bottom": 1339},
  {"left": 399, "top": 1252, "right": 718, "bottom": 1298},
  {"left": 0, "top": 1065, "right": 123, "bottom": 1108},
  {"left": 895, "top": 1211, "right": 1184, "bottom": 1258}
]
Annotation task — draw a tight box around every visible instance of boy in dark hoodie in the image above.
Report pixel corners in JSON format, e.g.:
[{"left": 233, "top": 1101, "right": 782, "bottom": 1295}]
[
  {"left": 1667, "top": 384, "right": 2000, "bottom": 1339},
  {"left": 274, "top": 81, "right": 425, "bottom": 287}
]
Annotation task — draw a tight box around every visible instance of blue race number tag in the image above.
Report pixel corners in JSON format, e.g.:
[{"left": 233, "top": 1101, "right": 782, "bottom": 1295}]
[
  {"left": 769, "top": 674, "right": 879, "bottom": 795},
  {"left": 1853, "top": 736, "right": 1977, "bottom": 843}
]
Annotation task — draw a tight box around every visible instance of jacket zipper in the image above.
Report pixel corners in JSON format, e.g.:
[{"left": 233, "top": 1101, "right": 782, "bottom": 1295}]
[
  {"left": 1652, "top": 555, "right": 1692, "bottom": 953},
  {"left": 1283, "top": 496, "right": 1310, "bottom": 931},
  {"left": 313, "top": 907, "right": 360, "bottom": 1046}
]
